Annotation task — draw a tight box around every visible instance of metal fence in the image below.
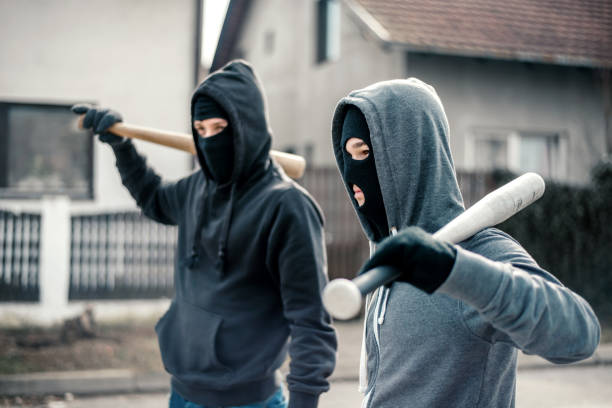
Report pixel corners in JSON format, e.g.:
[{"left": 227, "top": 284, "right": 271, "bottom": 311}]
[
  {"left": 456, "top": 170, "right": 496, "bottom": 208},
  {"left": 69, "top": 212, "right": 176, "bottom": 300},
  {"left": 0, "top": 169, "right": 495, "bottom": 302},
  {"left": 300, "top": 167, "right": 496, "bottom": 280},
  {"left": 0, "top": 209, "right": 41, "bottom": 302},
  {"left": 300, "top": 167, "right": 371, "bottom": 280}
]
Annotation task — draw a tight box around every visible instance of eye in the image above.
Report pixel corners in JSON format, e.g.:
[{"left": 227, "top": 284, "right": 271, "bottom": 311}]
[
  {"left": 355, "top": 147, "right": 369, "bottom": 160},
  {"left": 345, "top": 138, "right": 370, "bottom": 160}
]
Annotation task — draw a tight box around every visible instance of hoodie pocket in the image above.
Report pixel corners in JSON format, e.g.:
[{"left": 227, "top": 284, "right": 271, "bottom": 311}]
[{"left": 155, "top": 300, "right": 232, "bottom": 384}]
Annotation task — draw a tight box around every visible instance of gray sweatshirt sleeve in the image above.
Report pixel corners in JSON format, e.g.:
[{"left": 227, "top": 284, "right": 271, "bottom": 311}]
[
  {"left": 437, "top": 239, "right": 601, "bottom": 364},
  {"left": 111, "top": 141, "right": 186, "bottom": 226}
]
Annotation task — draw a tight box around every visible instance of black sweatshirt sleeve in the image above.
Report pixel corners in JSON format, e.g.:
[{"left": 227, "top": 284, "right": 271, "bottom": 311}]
[
  {"left": 266, "top": 188, "right": 337, "bottom": 408},
  {"left": 110, "top": 141, "right": 185, "bottom": 226}
]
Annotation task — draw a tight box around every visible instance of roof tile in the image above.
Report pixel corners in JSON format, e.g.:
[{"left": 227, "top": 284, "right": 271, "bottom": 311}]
[{"left": 354, "top": 0, "right": 612, "bottom": 67}]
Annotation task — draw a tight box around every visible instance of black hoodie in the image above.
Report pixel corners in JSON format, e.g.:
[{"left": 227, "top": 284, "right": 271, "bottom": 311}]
[{"left": 109, "top": 60, "right": 337, "bottom": 407}]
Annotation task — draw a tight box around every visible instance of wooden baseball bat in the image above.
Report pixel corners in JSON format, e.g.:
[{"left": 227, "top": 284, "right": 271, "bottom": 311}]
[
  {"left": 78, "top": 116, "right": 306, "bottom": 179},
  {"left": 322, "top": 172, "right": 546, "bottom": 320}
]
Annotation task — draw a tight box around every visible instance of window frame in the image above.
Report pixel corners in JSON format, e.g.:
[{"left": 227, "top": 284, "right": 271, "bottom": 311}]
[
  {"left": 465, "top": 127, "right": 568, "bottom": 180},
  {"left": 316, "top": 0, "right": 341, "bottom": 64},
  {"left": 0, "top": 100, "right": 95, "bottom": 200}
]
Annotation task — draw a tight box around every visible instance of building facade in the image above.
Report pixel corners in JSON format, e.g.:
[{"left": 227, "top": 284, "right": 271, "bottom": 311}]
[
  {"left": 0, "top": 0, "right": 202, "bottom": 325},
  {"left": 214, "top": 0, "right": 612, "bottom": 185},
  {"left": 0, "top": 0, "right": 201, "bottom": 208}
]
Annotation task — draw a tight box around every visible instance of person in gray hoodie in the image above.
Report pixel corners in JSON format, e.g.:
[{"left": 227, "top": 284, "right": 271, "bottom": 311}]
[
  {"left": 72, "top": 60, "right": 337, "bottom": 408},
  {"left": 331, "top": 77, "right": 601, "bottom": 408}
]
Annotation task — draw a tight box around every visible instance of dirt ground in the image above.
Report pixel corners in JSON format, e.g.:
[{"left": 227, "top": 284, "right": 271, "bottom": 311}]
[
  {"left": 1, "top": 315, "right": 610, "bottom": 376},
  {"left": 0, "top": 313, "right": 611, "bottom": 407},
  {"left": 0, "top": 319, "right": 163, "bottom": 375}
]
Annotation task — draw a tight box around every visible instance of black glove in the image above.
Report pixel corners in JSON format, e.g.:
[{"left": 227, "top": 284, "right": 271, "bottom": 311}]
[
  {"left": 71, "top": 104, "right": 125, "bottom": 145},
  {"left": 359, "top": 226, "right": 457, "bottom": 294}
]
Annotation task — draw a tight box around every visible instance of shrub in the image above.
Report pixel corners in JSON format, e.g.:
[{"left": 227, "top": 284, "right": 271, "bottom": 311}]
[{"left": 496, "top": 160, "right": 612, "bottom": 323}]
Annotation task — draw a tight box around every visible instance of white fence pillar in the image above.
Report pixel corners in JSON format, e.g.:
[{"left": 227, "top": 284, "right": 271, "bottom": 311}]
[{"left": 39, "top": 195, "right": 71, "bottom": 318}]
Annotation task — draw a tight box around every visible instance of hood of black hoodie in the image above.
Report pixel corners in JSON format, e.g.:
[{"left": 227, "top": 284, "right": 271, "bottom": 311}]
[
  {"left": 187, "top": 60, "right": 273, "bottom": 272},
  {"left": 191, "top": 60, "right": 272, "bottom": 186}
]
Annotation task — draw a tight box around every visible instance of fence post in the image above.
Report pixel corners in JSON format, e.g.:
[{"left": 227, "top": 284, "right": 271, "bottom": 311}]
[{"left": 39, "top": 195, "right": 71, "bottom": 320}]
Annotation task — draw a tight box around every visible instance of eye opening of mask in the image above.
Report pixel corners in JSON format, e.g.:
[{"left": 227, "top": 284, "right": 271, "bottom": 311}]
[
  {"left": 194, "top": 118, "right": 229, "bottom": 138},
  {"left": 344, "top": 137, "right": 370, "bottom": 160}
]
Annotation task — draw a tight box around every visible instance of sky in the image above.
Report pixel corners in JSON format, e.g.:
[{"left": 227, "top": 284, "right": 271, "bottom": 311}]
[{"left": 202, "top": 0, "right": 230, "bottom": 68}]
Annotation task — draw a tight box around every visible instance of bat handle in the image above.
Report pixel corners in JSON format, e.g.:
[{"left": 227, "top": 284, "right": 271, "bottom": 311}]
[
  {"left": 322, "top": 266, "right": 400, "bottom": 320},
  {"left": 77, "top": 114, "right": 306, "bottom": 179}
]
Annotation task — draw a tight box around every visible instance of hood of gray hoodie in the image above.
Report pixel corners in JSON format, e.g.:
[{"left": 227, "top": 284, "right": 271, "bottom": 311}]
[{"left": 331, "top": 78, "right": 465, "bottom": 239}]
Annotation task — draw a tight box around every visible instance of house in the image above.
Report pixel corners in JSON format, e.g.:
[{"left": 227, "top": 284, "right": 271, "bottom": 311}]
[
  {"left": 212, "top": 0, "right": 612, "bottom": 185},
  {"left": 0, "top": 0, "right": 202, "bottom": 206},
  {"left": 0, "top": 0, "right": 203, "bottom": 325}
]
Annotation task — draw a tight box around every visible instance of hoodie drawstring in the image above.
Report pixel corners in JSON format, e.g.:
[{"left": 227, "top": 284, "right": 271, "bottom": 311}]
[
  {"left": 215, "top": 184, "right": 236, "bottom": 274},
  {"left": 377, "top": 287, "right": 391, "bottom": 325},
  {"left": 377, "top": 227, "right": 397, "bottom": 324},
  {"left": 359, "top": 240, "right": 378, "bottom": 394},
  {"left": 358, "top": 227, "right": 398, "bottom": 395},
  {"left": 184, "top": 183, "right": 236, "bottom": 275}
]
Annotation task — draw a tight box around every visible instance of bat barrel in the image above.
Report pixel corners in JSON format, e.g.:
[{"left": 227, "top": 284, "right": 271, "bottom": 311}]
[
  {"left": 322, "top": 266, "right": 400, "bottom": 320},
  {"left": 322, "top": 172, "right": 546, "bottom": 320},
  {"left": 433, "top": 172, "right": 545, "bottom": 243}
]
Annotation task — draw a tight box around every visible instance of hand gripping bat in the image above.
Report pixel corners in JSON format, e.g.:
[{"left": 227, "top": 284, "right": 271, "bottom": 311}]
[
  {"left": 322, "top": 172, "right": 546, "bottom": 320},
  {"left": 77, "top": 116, "right": 306, "bottom": 179}
]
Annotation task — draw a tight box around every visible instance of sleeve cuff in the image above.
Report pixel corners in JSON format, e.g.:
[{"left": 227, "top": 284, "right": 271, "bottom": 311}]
[
  {"left": 110, "top": 138, "right": 133, "bottom": 151},
  {"left": 436, "top": 246, "right": 508, "bottom": 309},
  {"left": 288, "top": 391, "right": 320, "bottom": 408}
]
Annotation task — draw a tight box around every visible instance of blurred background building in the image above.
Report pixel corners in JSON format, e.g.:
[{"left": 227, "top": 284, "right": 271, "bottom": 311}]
[
  {"left": 214, "top": 0, "right": 611, "bottom": 185},
  {"left": 210, "top": 0, "right": 612, "bottom": 321},
  {"left": 0, "top": 0, "right": 202, "bottom": 325},
  {"left": 0, "top": 0, "right": 611, "bottom": 327}
]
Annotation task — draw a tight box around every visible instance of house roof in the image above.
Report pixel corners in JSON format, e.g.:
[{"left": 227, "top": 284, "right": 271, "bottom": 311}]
[{"left": 348, "top": 0, "right": 612, "bottom": 68}]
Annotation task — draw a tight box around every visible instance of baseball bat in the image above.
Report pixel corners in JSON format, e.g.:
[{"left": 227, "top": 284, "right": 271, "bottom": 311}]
[
  {"left": 77, "top": 116, "right": 306, "bottom": 179},
  {"left": 322, "top": 172, "right": 546, "bottom": 320}
]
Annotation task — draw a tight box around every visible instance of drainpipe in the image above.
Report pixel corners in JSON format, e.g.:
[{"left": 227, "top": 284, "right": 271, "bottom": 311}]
[{"left": 603, "top": 69, "right": 612, "bottom": 157}]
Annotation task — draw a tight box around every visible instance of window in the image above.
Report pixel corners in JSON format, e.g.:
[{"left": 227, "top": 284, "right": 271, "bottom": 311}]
[
  {"left": 466, "top": 128, "right": 567, "bottom": 180},
  {"left": 0, "top": 102, "right": 93, "bottom": 199},
  {"left": 316, "top": 0, "right": 341, "bottom": 63}
]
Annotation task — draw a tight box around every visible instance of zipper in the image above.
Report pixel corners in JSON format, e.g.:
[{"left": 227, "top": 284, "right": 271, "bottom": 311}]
[
  {"left": 360, "top": 227, "right": 398, "bottom": 407},
  {"left": 377, "top": 227, "right": 397, "bottom": 325}
]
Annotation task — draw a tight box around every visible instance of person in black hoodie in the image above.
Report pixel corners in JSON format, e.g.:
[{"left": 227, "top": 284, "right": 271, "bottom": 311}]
[{"left": 72, "top": 60, "right": 337, "bottom": 408}]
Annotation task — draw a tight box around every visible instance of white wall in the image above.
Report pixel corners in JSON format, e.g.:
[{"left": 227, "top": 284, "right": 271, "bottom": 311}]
[
  {"left": 0, "top": 0, "right": 199, "bottom": 207},
  {"left": 236, "top": 0, "right": 404, "bottom": 166}
]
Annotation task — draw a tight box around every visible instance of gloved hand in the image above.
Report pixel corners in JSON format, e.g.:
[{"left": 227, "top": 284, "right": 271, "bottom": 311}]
[
  {"left": 359, "top": 226, "right": 457, "bottom": 294},
  {"left": 71, "top": 104, "right": 125, "bottom": 145}
]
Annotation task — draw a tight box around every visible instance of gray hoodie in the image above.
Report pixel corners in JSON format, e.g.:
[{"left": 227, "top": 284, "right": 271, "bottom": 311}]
[{"left": 331, "top": 78, "right": 600, "bottom": 407}]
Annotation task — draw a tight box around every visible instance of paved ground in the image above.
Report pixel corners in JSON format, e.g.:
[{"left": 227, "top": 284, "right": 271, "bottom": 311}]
[
  {"left": 18, "top": 365, "right": 612, "bottom": 408},
  {"left": 516, "top": 365, "right": 612, "bottom": 408},
  {"left": 2, "top": 320, "right": 612, "bottom": 407}
]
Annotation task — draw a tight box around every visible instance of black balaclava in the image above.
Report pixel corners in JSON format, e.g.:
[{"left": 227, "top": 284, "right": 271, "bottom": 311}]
[
  {"left": 193, "top": 96, "right": 234, "bottom": 184},
  {"left": 341, "top": 106, "right": 389, "bottom": 241}
]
